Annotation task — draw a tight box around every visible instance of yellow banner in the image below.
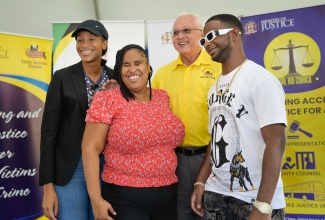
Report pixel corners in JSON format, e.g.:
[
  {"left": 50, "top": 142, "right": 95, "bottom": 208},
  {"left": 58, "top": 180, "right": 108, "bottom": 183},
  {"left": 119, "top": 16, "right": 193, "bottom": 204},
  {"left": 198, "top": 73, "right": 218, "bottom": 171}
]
[
  {"left": 0, "top": 33, "right": 52, "bottom": 102},
  {"left": 282, "top": 86, "right": 325, "bottom": 214},
  {"left": 0, "top": 32, "right": 52, "bottom": 219}
]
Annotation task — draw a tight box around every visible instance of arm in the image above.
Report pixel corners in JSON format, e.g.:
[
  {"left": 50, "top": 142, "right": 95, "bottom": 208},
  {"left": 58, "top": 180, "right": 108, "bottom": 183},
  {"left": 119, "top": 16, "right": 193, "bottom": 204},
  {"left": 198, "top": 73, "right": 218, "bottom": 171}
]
[
  {"left": 42, "top": 183, "right": 58, "bottom": 220},
  {"left": 39, "top": 72, "right": 63, "bottom": 185},
  {"left": 249, "top": 123, "right": 286, "bottom": 220},
  {"left": 82, "top": 122, "right": 116, "bottom": 219},
  {"left": 40, "top": 72, "right": 62, "bottom": 220},
  {"left": 191, "top": 141, "right": 212, "bottom": 217}
]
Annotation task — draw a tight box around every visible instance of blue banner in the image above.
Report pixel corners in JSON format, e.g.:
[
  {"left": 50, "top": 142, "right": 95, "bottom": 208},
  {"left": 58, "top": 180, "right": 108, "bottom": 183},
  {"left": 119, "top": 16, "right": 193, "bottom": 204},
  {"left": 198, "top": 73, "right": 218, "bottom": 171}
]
[{"left": 241, "top": 4, "right": 325, "bottom": 219}]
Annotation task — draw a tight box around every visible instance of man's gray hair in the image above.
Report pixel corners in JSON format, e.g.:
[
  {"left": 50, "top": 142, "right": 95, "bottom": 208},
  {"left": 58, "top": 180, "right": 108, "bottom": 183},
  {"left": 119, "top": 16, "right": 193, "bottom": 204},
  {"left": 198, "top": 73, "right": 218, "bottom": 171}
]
[{"left": 175, "top": 12, "right": 203, "bottom": 29}]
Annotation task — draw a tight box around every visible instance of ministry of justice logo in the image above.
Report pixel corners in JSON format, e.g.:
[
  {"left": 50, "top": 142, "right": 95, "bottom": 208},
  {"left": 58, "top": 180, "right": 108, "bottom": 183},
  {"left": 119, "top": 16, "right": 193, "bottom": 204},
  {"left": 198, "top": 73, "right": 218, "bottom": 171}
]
[
  {"left": 161, "top": 32, "right": 172, "bottom": 44},
  {"left": 244, "top": 21, "right": 258, "bottom": 35}
]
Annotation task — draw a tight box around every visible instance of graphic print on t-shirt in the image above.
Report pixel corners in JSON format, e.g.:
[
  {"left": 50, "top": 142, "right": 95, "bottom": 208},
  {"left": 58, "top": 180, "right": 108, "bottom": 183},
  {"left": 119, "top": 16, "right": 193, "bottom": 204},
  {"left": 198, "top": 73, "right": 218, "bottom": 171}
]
[
  {"left": 229, "top": 150, "right": 255, "bottom": 192},
  {"left": 209, "top": 103, "right": 255, "bottom": 192},
  {"left": 236, "top": 104, "right": 248, "bottom": 118}
]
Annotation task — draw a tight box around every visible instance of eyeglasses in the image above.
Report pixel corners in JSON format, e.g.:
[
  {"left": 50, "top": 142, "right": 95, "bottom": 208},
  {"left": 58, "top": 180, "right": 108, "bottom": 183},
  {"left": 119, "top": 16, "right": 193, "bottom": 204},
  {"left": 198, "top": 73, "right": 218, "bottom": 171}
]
[
  {"left": 199, "top": 28, "right": 237, "bottom": 47},
  {"left": 89, "top": 83, "right": 102, "bottom": 93},
  {"left": 170, "top": 28, "right": 202, "bottom": 36}
]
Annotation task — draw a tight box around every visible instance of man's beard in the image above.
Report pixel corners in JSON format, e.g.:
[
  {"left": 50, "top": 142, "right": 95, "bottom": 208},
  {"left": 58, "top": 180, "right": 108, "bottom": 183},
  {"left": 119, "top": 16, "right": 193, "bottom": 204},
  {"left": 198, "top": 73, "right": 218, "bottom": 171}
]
[{"left": 212, "top": 37, "right": 232, "bottom": 63}]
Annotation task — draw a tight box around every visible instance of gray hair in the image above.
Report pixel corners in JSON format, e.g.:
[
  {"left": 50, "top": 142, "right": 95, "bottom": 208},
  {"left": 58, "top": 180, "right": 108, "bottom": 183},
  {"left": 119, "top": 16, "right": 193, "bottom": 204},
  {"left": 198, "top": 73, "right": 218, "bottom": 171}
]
[{"left": 175, "top": 12, "right": 203, "bottom": 29}]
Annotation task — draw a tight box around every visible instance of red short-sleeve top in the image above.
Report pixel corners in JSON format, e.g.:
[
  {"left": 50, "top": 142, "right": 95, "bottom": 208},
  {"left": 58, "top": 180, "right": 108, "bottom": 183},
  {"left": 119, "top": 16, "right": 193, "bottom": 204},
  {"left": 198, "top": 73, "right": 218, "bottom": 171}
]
[{"left": 85, "top": 88, "right": 185, "bottom": 187}]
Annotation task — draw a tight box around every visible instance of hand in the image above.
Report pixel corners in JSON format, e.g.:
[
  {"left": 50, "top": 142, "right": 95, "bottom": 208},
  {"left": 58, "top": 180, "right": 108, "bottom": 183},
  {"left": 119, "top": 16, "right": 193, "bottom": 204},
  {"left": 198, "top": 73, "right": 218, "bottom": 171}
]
[
  {"left": 248, "top": 206, "right": 271, "bottom": 220},
  {"left": 102, "top": 79, "right": 119, "bottom": 90},
  {"left": 191, "top": 185, "right": 205, "bottom": 217},
  {"left": 93, "top": 199, "right": 117, "bottom": 220},
  {"left": 42, "top": 184, "right": 58, "bottom": 220}
]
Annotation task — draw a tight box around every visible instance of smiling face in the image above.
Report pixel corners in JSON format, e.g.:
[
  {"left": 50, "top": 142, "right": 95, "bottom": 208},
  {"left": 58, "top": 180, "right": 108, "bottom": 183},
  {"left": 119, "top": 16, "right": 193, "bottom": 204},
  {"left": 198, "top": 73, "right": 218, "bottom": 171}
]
[
  {"left": 75, "top": 30, "right": 107, "bottom": 63},
  {"left": 121, "top": 48, "right": 150, "bottom": 94},
  {"left": 172, "top": 14, "right": 202, "bottom": 57},
  {"left": 203, "top": 20, "right": 233, "bottom": 63}
]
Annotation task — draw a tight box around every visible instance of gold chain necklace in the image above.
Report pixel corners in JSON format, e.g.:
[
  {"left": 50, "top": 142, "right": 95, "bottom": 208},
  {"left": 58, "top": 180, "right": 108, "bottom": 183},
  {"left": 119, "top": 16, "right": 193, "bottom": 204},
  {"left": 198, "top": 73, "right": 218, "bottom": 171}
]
[{"left": 216, "top": 59, "right": 249, "bottom": 97}]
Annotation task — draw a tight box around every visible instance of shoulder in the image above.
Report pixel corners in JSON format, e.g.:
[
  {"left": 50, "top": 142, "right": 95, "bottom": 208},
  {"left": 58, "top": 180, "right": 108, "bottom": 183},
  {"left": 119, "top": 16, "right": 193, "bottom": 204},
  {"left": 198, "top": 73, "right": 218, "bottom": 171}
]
[
  {"left": 156, "top": 58, "right": 178, "bottom": 73},
  {"left": 152, "top": 88, "right": 169, "bottom": 100},
  {"left": 53, "top": 62, "right": 82, "bottom": 77},
  {"left": 243, "top": 61, "right": 284, "bottom": 96},
  {"left": 152, "top": 88, "right": 168, "bottom": 96},
  {"left": 244, "top": 60, "right": 280, "bottom": 83},
  {"left": 247, "top": 60, "right": 272, "bottom": 76},
  {"left": 153, "top": 59, "right": 179, "bottom": 86},
  {"left": 103, "top": 65, "right": 115, "bottom": 79},
  {"left": 98, "top": 88, "right": 120, "bottom": 99},
  {"left": 63, "top": 61, "right": 83, "bottom": 72},
  {"left": 199, "top": 49, "right": 220, "bottom": 66},
  {"left": 92, "top": 88, "right": 124, "bottom": 107}
]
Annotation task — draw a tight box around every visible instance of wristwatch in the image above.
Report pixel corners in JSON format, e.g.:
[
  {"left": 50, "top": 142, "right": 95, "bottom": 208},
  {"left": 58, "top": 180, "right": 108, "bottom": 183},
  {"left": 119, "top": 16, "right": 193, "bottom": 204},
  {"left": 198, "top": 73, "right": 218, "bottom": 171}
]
[{"left": 252, "top": 200, "right": 273, "bottom": 214}]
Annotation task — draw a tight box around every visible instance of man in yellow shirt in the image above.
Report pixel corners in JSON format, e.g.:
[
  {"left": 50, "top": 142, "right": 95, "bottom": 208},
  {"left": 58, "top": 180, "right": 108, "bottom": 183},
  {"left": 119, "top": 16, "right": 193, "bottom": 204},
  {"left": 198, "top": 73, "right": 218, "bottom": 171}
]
[{"left": 152, "top": 12, "right": 221, "bottom": 220}]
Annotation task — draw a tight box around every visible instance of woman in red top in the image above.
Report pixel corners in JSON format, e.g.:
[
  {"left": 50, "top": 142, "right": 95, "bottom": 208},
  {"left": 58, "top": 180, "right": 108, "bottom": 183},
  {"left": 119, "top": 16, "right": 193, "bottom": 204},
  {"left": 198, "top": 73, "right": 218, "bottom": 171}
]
[{"left": 82, "top": 44, "right": 185, "bottom": 220}]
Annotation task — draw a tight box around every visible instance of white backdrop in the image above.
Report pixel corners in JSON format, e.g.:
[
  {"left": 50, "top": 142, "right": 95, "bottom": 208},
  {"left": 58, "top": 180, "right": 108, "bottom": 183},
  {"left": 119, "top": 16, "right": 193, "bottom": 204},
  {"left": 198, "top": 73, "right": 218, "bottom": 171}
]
[
  {"left": 146, "top": 20, "right": 178, "bottom": 77},
  {"left": 146, "top": 18, "right": 208, "bottom": 77}
]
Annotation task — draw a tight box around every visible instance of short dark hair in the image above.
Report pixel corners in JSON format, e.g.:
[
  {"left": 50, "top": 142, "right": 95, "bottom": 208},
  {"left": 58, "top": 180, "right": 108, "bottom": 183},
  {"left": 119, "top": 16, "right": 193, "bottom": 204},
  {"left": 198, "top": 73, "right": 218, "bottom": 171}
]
[
  {"left": 206, "top": 14, "right": 243, "bottom": 36},
  {"left": 114, "top": 44, "right": 152, "bottom": 102}
]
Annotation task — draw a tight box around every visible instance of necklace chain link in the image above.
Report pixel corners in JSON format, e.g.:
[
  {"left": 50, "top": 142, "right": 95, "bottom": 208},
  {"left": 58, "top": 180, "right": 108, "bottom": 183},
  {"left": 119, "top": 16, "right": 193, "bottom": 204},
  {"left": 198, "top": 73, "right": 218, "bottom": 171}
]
[{"left": 216, "top": 59, "right": 249, "bottom": 97}]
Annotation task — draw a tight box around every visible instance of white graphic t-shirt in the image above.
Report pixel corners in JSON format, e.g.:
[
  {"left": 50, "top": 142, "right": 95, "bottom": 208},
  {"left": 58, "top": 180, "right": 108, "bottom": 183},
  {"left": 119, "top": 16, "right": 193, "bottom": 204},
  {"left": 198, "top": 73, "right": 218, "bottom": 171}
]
[{"left": 206, "top": 60, "right": 287, "bottom": 209}]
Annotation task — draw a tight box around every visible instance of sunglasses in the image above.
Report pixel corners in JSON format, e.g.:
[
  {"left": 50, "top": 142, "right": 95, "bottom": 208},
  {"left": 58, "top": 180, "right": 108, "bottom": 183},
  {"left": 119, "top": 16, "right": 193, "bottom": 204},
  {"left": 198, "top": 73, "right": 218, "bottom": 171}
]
[
  {"left": 89, "top": 83, "right": 102, "bottom": 93},
  {"left": 199, "top": 28, "right": 236, "bottom": 47},
  {"left": 170, "top": 28, "right": 202, "bottom": 36}
]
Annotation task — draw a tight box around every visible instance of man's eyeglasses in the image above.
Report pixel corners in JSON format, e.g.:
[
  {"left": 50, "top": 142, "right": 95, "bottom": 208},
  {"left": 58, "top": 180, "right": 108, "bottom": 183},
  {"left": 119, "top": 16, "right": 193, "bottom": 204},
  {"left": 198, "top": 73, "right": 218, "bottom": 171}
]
[
  {"left": 170, "top": 28, "right": 202, "bottom": 36},
  {"left": 199, "top": 28, "right": 238, "bottom": 47}
]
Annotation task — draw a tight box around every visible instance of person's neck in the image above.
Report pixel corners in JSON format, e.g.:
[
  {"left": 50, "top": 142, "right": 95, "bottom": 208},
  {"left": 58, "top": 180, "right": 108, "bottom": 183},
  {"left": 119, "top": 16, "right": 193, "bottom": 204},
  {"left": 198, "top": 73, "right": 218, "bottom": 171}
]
[
  {"left": 134, "top": 88, "right": 150, "bottom": 102},
  {"left": 83, "top": 61, "right": 102, "bottom": 81},
  {"left": 221, "top": 56, "right": 247, "bottom": 75},
  {"left": 181, "top": 49, "right": 201, "bottom": 66}
]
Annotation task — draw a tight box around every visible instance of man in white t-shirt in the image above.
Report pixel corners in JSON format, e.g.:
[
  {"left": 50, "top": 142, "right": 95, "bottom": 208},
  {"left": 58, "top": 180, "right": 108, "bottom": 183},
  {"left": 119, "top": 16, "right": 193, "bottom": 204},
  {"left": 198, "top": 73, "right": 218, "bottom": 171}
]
[{"left": 191, "top": 14, "right": 287, "bottom": 220}]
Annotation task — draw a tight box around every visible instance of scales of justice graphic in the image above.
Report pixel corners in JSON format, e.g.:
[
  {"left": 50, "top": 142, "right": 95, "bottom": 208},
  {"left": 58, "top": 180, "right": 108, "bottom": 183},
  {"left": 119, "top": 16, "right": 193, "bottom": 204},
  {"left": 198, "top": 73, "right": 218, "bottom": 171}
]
[{"left": 271, "top": 39, "right": 314, "bottom": 77}]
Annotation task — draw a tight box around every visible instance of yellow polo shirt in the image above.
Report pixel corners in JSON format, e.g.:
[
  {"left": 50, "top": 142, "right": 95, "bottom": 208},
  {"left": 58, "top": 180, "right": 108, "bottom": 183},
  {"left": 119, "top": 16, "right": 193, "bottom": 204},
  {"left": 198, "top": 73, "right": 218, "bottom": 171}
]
[{"left": 152, "top": 49, "right": 221, "bottom": 147}]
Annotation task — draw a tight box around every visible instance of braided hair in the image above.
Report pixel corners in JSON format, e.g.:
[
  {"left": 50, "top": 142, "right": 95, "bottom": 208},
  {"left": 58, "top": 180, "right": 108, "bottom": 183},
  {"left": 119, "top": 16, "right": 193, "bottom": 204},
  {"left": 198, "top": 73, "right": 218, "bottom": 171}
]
[{"left": 114, "top": 44, "right": 152, "bottom": 102}]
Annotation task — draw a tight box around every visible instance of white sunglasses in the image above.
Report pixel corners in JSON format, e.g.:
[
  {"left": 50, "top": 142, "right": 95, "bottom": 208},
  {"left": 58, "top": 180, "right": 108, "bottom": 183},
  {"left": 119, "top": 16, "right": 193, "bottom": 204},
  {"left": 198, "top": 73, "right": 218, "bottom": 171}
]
[{"left": 199, "top": 28, "right": 238, "bottom": 46}]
